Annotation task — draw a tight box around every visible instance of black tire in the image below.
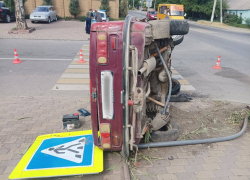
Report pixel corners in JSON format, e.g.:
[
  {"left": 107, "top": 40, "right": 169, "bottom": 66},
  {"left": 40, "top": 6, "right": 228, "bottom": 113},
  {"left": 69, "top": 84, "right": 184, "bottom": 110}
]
[
  {"left": 31, "top": 21, "right": 35, "bottom": 23},
  {"left": 5, "top": 14, "right": 11, "bottom": 23},
  {"left": 170, "top": 20, "right": 189, "bottom": 35},
  {"left": 173, "top": 35, "right": 184, "bottom": 46},
  {"left": 171, "top": 78, "right": 181, "bottom": 95},
  {"left": 48, "top": 17, "right": 51, "bottom": 24},
  {"left": 150, "top": 120, "right": 179, "bottom": 142}
]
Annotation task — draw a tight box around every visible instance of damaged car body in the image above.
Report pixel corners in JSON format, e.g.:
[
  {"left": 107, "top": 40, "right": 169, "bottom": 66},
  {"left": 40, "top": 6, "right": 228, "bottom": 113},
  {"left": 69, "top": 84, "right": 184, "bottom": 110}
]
[{"left": 89, "top": 15, "right": 189, "bottom": 157}]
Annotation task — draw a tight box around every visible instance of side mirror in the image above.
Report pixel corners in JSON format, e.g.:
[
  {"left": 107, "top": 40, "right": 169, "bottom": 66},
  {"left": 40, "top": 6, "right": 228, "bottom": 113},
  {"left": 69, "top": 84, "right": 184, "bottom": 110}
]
[{"left": 184, "top": 13, "right": 187, "bottom": 17}]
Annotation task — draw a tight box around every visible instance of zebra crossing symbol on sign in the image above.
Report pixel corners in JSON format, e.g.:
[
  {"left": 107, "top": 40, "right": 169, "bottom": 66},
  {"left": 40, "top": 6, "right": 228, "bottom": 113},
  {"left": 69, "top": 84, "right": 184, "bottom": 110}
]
[{"left": 41, "top": 137, "right": 86, "bottom": 163}]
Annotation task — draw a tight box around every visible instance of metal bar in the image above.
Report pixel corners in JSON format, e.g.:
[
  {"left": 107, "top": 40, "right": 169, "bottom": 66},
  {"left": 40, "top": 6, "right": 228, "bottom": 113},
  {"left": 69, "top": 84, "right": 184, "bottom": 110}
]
[{"left": 150, "top": 46, "right": 168, "bottom": 57}]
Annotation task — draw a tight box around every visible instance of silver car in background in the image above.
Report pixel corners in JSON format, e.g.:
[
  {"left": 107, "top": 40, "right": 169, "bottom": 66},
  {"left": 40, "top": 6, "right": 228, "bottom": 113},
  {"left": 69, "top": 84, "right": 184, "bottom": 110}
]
[{"left": 30, "top": 6, "right": 57, "bottom": 23}]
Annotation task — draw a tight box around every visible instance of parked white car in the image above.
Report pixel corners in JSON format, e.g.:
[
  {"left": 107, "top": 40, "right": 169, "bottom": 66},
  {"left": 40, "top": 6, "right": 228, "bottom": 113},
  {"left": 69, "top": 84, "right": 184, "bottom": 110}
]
[{"left": 30, "top": 6, "right": 57, "bottom": 23}]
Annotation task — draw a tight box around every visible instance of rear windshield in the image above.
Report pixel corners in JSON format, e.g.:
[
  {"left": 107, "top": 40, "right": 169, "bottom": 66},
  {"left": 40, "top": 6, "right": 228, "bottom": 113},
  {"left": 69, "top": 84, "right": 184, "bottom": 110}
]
[
  {"left": 99, "top": 13, "right": 105, "bottom": 17},
  {"left": 35, "top": 7, "right": 49, "bottom": 12},
  {"left": 0, "top": 2, "right": 5, "bottom": 7},
  {"left": 150, "top": 11, "right": 157, "bottom": 14},
  {"left": 170, "top": 6, "right": 184, "bottom": 16}
]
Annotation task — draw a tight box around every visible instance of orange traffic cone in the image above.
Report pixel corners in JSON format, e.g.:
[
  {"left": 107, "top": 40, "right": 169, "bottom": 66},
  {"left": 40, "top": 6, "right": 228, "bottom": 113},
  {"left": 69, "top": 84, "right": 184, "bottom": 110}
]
[
  {"left": 78, "top": 49, "right": 85, "bottom": 63},
  {"left": 213, "top": 55, "right": 221, "bottom": 70},
  {"left": 13, "top": 49, "right": 22, "bottom": 64}
]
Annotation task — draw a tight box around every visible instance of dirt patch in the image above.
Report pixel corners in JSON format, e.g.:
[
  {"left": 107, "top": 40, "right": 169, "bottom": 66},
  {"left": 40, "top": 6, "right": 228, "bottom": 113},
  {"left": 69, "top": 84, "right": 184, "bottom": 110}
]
[{"left": 169, "top": 98, "right": 249, "bottom": 140}]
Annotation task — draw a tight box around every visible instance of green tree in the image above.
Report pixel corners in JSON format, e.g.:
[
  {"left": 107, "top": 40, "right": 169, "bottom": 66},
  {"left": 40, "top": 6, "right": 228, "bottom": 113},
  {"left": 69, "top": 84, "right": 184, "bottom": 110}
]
[
  {"left": 4, "top": 0, "right": 27, "bottom": 12},
  {"left": 100, "top": 0, "right": 111, "bottom": 16},
  {"left": 128, "top": 0, "right": 140, "bottom": 9},
  {"left": 43, "top": 0, "right": 52, "bottom": 5},
  {"left": 69, "top": 0, "right": 80, "bottom": 18},
  {"left": 119, "top": 0, "right": 128, "bottom": 17}
]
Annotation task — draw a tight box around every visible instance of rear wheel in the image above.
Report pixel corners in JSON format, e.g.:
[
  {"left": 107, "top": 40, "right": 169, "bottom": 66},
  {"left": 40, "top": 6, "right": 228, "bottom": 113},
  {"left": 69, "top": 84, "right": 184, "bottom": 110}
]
[
  {"left": 172, "top": 35, "right": 184, "bottom": 46},
  {"left": 5, "top": 14, "right": 11, "bottom": 23},
  {"left": 55, "top": 16, "right": 57, "bottom": 21}
]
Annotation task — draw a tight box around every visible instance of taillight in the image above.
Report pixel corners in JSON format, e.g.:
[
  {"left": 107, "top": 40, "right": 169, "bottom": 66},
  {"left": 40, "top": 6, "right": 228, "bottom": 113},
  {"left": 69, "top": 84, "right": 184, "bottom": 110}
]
[
  {"left": 0, "top": 9, "right": 2, "bottom": 11},
  {"left": 101, "top": 71, "right": 114, "bottom": 119},
  {"left": 102, "top": 20, "right": 106, "bottom": 22},
  {"left": 100, "top": 123, "right": 111, "bottom": 148},
  {"left": 97, "top": 33, "right": 107, "bottom": 64}
]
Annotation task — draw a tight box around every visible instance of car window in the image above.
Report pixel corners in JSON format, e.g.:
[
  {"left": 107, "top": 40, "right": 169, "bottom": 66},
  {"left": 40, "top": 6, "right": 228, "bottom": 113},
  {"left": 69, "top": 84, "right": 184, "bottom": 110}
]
[
  {"left": 35, "top": 7, "right": 49, "bottom": 12},
  {"left": 1, "top": 2, "right": 5, "bottom": 7},
  {"left": 151, "top": 11, "right": 157, "bottom": 14},
  {"left": 100, "top": 13, "right": 105, "bottom": 17}
]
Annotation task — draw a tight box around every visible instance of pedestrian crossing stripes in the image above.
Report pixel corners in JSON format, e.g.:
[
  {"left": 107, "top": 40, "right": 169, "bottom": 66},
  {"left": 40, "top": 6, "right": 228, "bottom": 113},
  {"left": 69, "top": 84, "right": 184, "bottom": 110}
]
[{"left": 52, "top": 45, "right": 195, "bottom": 91}]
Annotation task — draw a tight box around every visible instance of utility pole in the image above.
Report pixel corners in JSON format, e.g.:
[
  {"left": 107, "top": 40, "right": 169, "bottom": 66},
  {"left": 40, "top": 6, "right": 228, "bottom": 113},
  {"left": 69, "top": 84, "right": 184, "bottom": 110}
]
[
  {"left": 220, "top": 0, "right": 222, "bottom": 23},
  {"left": 210, "top": 0, "right": 217, "bottom": 23},
  {"left": 141, "top": 0, "right": 143, "bottom": 19},
  {"left": 154, "top": 0, "right": 156, "bottom": 10},
  {"left": 133, "top": 0, "right": 134, "bottom": 9}
]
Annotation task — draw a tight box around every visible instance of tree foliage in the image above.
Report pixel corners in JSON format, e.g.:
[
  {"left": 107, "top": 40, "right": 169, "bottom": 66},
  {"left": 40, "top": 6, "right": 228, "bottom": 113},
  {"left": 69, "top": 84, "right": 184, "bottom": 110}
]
[
  {"left": 100, "top": 0, "right": 110, "bottom": 16},
  {"left": 128, "top": 0, "right": 140, "bottom": 9},
  {"left": 43, "top": 0, "right": 52, "bottom": 5},
  {"left": 4, "top": 0, "right": 26, "bottom": 12},
  {"left": 119, "top": 0, "right": 128, "bottom": 17},
  {"left": 155, "top": 0, "right": 228, "bottom": 19},
  {"left": 224, "top": 12, "right": 242, "bottom": 25},
  {"left": 69, "top": 0, "right": 80, "bottom": 18}
]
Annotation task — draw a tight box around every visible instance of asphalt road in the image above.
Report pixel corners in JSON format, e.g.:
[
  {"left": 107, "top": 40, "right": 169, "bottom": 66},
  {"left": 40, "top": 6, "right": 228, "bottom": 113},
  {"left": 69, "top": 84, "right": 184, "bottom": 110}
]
[
  {"left": 0, "top": 39, "right": 88, "bottom": 97},
  {"left": 172, "top": 22, "right": 250, "bottom": 103},
  {"left": 0, "top": 39, "right": 88, "bottom": 60},
  {"left": 1, "top": 14, "right": 250, "bottom": 103}
]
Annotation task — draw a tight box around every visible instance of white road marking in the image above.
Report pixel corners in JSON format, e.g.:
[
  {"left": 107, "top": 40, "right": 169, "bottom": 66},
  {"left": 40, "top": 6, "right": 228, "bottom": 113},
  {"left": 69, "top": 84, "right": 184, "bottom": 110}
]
[
  {"left": 61, "top": 74, "right": 89, "bottom": 79},
  {"left": 68, "top": 65, "right": 89, "bottom": 69},
  {"left": 0, "top": 58, "right": 72, "bottom": 61},
  {"left": 52, "top": 84, "right": 90, "bottom": 90}
]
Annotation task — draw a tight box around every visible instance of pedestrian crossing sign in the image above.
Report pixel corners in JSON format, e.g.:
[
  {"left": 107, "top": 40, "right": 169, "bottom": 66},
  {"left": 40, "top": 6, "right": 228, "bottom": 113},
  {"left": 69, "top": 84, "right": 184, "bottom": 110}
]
[{"left": 9, "top": 130, "right": 103, "bottom": 179}]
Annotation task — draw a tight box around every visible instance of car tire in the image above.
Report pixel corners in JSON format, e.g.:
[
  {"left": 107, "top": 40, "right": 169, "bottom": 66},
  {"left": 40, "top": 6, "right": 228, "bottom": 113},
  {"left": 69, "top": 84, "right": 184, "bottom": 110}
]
[
  {"left": 171, "top": 78, "right": 181, "bottom": 95},
  {"left": 170, "top": 19, "right": 189, "bottom": 35},
  {"left": 5, "top": 14, "right": 11, "bottom": 23},
  {"left": 48, "top": 17, "right": 51, "bottom": 24},
  {"left": 150, "top": 120, "right": 179, "bottom": 142},
  {"left": 55, "top": 16, "right": 57, "bottom": 21},
  {"left": 31, "top": 21, "right": 35, "bottom": 23},
  {"left": 172, "top": 35, "right": 184, "bottom": 46}
]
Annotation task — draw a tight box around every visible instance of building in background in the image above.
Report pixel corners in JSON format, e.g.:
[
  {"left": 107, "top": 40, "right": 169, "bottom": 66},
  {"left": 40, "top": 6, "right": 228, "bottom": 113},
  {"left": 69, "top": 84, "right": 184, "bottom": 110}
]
[{"left": 226, "top": 0, "right": 250, "bottom": 24}]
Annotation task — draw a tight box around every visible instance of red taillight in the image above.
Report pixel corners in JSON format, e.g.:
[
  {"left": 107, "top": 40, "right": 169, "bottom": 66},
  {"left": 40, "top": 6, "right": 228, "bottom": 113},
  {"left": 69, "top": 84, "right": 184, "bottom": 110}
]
[
  {"left": 102, "top": 20, "right": 106, "bottom": 22},
  {"left": 97, "top": 33, "right": 108, "bottom": 64},
  {"left": 100, "top": 124, "right": 111, "bottom": 148},
  {"left": 0, "top": 9, "right": 2, "bottom": 11}
]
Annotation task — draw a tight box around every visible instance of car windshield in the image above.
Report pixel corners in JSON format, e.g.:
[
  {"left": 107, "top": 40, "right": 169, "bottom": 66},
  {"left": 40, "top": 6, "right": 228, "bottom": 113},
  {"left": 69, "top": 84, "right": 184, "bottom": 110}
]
[
  {"left": 151, "top": 11, "right": 157, "bottom": 14},
  {"left": 0, "top": 2, "right": 5, "bottom": 7},
  {"left": 35, "top": 7, "right": 49, "bottom": 12}
]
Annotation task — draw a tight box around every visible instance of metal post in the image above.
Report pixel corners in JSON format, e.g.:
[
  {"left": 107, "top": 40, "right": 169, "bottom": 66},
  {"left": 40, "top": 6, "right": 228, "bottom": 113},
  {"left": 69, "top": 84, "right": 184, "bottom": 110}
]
[
  {"left": 133, "top": 0, "right": 134, "bottom": 9},
  {"left": 210, "top": 0, "right": 217, "bottom": 23},
  {"left": 154, "top": 0, "right": 156, "bottom": 10},
  {"left": 220, "top": 0, "right": 222, "bottom": 23},
  {"left": 141, "top": 0, "right": 143, "bottom": 19}
]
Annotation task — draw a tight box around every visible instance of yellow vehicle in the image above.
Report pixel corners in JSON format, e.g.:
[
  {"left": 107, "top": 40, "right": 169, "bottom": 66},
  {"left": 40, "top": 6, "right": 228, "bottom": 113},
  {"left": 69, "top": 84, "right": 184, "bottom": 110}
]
[{"left": 157, "top": 4, "right": 184, "bottom": 20}]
